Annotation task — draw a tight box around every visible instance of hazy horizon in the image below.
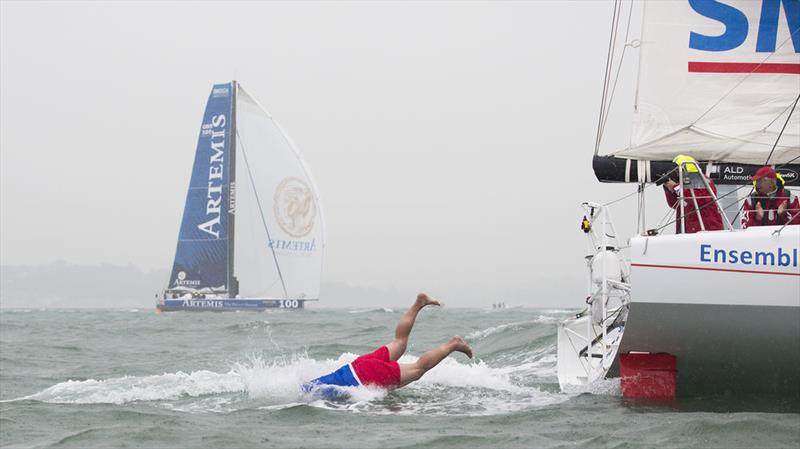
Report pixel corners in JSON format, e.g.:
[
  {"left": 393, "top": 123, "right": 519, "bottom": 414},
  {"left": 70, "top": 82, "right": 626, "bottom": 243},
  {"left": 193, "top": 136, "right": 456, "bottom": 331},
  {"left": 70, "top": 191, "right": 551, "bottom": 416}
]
[
  {"left": 0, "top": 260, "right": 578, "bottom": 309},
  {"left": 1, "top": 1, "right": 657, "bottom": 309}
]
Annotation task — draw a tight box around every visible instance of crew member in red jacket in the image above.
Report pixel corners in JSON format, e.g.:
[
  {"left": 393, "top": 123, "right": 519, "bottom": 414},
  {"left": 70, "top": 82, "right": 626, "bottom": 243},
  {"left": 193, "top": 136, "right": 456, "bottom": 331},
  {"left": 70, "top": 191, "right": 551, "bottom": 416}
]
[
  {"left": 663, "top": 154, "right": 724, "bottom": 234},
  {"left": 741, "top": 166, "right": 800, "bottom": 228}
]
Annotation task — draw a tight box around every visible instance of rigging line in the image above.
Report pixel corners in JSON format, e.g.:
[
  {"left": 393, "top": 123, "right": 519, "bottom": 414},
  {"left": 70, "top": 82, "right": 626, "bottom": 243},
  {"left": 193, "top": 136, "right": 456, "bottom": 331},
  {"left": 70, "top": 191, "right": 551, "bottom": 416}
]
[
  {"left": 601, "top": 165, "right": 680, "bottom": 207},
  {"left": 599, "top": 0, "right": 636, "bottom": 139},
  {"left": 731, "top": 186, "right": 754, "bottom": 226},
  {"left": 599, "top": 0, "right": 625, "bottom": 135},
  {"left": 777, "top": 152, "right": 800, "bottom": 167},
  {"left": 602, "top": 178, "right": 655, "bottom": 207},
  {"left": 599, "top": 0, "right": 624, "bottom": 147},
  {"left": 763, "top": 100, "right": 798, "bottom": 131},
  {"left": 691, "top": 32, "right": 798, "bottom": 126},
  {"left": 595, "top": 0, "right": 622, "bottom": 155},
  {"left": 765, "top": 93, "right": 800, "bottom": 166},
  {"left": 656, "top": 205, "right": 675, "bottom": 229},
  {"left": 236, "top": 129, "right": 289, "bottom": 299},
  {"left": 602, "top": 186, "right": 643, "bottom": 207}
]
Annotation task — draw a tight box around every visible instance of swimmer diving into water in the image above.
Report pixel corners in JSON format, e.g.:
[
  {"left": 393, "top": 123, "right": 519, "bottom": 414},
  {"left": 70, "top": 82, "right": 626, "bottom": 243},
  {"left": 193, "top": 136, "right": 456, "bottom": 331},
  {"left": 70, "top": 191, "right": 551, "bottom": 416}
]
[{"left": 302, "top": 293, "right": 473, "bottom": 397}]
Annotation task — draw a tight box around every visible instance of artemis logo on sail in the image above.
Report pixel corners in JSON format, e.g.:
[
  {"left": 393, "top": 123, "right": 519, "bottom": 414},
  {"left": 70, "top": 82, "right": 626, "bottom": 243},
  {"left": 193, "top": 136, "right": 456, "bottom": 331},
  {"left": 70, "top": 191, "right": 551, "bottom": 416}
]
[
  {"left": 269, "top": 238, "right": 317, "bottom": 252},
  {"left": 198, "top": 114, "right": 226, "bottom": 238},
  {"left": 274, "top": 177, "right": 316, "bottom": 238},
  {"left": 687, "top": 0, "right": 800, "bottom": 74}
]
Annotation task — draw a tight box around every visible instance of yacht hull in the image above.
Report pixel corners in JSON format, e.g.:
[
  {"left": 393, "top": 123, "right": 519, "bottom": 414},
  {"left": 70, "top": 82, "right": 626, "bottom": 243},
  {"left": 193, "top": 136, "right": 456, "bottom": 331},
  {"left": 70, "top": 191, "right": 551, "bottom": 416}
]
[
  {"left": 156, "top": 298, "right": 306, "bottom": 312},
  {"left": 623, "top": 226, "right": 800, "bottom": 399}
]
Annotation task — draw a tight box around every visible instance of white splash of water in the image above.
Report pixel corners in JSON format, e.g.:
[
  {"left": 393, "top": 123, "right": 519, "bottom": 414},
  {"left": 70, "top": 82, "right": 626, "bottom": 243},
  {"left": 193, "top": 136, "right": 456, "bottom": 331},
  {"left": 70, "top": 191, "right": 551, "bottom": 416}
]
[
  {"left": 401, "top": 355, "right": 525, "bottom": 393},
  {"left": 12, "top": 311, "right": 602, "bottom": 416},
  {"left": 18, "top": 370, "right": 244, "bottom": 405}
]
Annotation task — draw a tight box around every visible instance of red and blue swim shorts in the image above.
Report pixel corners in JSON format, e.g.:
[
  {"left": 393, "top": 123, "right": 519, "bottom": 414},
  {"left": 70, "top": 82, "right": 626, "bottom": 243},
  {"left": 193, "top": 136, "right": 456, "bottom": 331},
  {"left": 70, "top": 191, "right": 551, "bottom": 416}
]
[{"left": 350, "top": 346, "right": 401, "bottom": 388}]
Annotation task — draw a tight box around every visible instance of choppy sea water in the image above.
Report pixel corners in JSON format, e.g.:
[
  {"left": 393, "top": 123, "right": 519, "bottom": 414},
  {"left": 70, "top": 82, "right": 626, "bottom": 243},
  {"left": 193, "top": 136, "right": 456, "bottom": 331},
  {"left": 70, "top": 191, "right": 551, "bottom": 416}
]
[{"left": 1, "top": 307, "right": 798, "bottom": 448}]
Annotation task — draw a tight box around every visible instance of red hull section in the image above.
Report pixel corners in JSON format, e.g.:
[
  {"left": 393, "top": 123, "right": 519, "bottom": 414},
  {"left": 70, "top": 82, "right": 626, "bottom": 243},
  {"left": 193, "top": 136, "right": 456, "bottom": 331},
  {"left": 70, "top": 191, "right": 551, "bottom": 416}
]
[{"left": 620, "top": 352, "right": 677, "bottom": 400}]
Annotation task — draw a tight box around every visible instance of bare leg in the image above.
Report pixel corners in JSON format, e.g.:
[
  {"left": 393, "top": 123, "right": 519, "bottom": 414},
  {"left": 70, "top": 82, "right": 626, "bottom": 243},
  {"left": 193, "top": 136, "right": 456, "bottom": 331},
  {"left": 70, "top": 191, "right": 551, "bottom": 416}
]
[
  {"left": 397, "top": 336, "right": 472, "bottom": 388},
  {"left": 385, "top": 293, "right": 440, "bottom": 361}
]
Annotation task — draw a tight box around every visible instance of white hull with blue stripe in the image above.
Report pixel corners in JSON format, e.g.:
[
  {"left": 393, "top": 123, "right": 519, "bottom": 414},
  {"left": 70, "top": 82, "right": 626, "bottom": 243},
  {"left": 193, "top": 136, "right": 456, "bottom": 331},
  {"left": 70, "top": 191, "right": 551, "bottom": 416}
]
[{"left": 157, "top": 298, "right": 306, "bottom": 312}]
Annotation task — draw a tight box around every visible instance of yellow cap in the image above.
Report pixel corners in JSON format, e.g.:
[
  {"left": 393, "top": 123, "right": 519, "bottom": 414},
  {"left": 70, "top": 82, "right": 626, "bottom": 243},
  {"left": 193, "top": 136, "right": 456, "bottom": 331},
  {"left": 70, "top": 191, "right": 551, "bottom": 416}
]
[{"left": 673, "top": 154, "right": 699, "bottom": 173}]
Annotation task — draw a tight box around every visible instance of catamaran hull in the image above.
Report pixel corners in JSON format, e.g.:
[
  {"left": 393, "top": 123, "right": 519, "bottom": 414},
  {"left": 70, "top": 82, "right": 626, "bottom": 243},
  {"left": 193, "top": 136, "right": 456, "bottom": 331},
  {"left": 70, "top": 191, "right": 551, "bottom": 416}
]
[
  {"left": 623, "top": 226, "right": 800, "bottom": 399},
  {"left": 156, "top": 298, "right": 306, "bottom": 312}
]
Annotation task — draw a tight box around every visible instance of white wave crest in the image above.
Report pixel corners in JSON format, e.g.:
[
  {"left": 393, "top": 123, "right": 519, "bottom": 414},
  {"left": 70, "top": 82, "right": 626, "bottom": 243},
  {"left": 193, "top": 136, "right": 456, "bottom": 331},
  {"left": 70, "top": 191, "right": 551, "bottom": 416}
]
[
  {"left": 14, "top": 352, "right": 380, "bottom": 408},
  {"left": 347, "top": 308, "right": 394, "bottom": 314},
  {"left": 12, "top": 347, "right": 577, "bottom": 416},
  {"left": 401, "top": 355, "right": 524, "bottom": 393},
  {"left": 20, "top": 370, "right": 244, "bottom": 405},
  {"left": 465, "top": 320, "right": 532, "bottom": 340},
  {"left": 466, "top": 315, "right": 563, "bottom": 341}
]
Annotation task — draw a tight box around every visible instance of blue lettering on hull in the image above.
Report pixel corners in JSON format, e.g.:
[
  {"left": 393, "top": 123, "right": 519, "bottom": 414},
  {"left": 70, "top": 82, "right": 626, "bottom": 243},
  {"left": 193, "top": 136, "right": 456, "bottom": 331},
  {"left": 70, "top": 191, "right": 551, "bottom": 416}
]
[{"left": 700, "top": 244, "right": 799, "bottom": 267}]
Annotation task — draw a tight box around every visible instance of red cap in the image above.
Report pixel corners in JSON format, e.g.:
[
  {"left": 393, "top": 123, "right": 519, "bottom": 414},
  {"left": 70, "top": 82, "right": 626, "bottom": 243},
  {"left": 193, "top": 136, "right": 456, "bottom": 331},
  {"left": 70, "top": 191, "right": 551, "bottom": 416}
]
[{"left": 752, "top": 166, "right": 777, "bottom": 180}]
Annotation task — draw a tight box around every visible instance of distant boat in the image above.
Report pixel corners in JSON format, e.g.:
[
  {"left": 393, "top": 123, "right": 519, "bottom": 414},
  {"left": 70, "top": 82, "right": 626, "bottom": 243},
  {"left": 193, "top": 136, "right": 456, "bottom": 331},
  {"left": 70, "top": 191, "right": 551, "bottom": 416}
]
[
  {"left": 489, "top": 302, "right": 522, "bottom": 310},
  {"left": 157, "top": 81, "right": 324, "bottom": 312}
]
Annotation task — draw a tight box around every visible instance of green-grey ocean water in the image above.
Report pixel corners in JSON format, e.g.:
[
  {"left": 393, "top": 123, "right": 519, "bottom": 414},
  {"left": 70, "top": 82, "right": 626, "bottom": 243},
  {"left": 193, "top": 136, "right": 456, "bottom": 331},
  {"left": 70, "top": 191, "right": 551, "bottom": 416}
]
[{"left": 1, "top": 307, "right": 798, "bottom": 448}]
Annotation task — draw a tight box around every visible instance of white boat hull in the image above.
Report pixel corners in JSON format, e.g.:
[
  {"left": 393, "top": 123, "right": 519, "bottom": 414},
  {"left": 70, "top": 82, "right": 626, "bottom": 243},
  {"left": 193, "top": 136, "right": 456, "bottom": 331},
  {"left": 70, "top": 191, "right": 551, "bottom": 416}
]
[{"left": 623, "top": 225, "right": 800, "bottom": 398}]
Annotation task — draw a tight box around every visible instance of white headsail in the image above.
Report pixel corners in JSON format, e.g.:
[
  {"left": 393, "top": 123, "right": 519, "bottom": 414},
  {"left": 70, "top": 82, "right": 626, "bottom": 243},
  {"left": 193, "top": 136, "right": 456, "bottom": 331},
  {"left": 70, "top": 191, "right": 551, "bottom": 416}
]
[{"left": 233, "top": 85, "right": 325, "bottom": 300}]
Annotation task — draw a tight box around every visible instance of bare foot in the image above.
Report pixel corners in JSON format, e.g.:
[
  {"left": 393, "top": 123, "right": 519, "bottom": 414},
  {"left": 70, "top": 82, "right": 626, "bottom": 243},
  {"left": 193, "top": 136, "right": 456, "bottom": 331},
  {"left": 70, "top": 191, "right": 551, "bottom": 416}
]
[
  {"left": 449, "top": 336, "right": 473, "bottom": 359},
  {"left": 416, "top": 292, "right": 441, "bottom": 308}
]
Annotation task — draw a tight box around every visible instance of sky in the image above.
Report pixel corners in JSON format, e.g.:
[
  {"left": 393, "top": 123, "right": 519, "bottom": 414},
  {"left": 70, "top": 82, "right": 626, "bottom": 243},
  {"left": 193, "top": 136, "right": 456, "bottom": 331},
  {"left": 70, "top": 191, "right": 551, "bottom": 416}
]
[{"left": 1, "top": 1, "right": 654, "bottom": 307}]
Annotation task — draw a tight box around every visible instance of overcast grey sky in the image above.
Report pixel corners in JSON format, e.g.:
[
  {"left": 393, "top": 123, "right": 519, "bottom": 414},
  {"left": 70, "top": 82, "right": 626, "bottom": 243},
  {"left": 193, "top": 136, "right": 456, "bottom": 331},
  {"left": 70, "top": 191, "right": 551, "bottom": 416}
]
[{"left": 1, "top": 1, "right": 652, "bottom": 307}]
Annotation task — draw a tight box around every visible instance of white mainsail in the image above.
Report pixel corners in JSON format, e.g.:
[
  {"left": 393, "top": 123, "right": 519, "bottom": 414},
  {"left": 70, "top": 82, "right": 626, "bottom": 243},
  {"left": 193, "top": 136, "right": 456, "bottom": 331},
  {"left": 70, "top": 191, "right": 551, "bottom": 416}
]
[
  {"left": 605, "top": 0, "right": 799, "bottom": 165},
  {"left": 233, "top": 85, "right": 325, "bottom": 300}
]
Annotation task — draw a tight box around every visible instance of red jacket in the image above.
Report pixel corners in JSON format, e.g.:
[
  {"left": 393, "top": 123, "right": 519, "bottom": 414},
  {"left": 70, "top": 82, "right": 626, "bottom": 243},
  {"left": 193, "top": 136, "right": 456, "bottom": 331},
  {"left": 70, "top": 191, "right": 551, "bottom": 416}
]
[
  {"left": 663, "top": 177, "right": 724, "bottom": 234},
  {"left": 742, "top": 189, "right": 800, "bottom": 228}
]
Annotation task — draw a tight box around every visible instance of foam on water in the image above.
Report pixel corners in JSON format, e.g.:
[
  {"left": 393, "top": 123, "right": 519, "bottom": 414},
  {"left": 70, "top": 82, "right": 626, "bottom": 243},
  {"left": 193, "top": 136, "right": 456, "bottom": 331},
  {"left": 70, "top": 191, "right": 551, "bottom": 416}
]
[
  {"left": 466, "top": 314, "right": 562, "bottom": 341},
  {"left": 11, "top": 346, "right": 571, "bottom": 415},
  {"left": 13, "top": 352, "right": 351, "bottom": 406},
  {"left": 404, "top": 355, "right": 523, "bottom": 393},
  {"left": 6, "top": 310, "right": 591, "bottom": 416},
  {"left": 466, "top": 320, "right": 536, "bottom": 340},
  {"left": 348, "top": 308, "right": 395, "bottom": 314},
  {"left": 561, "top": 377, "right": 621, "bottom": 396},
  {"left": 18, "top": 370, "right": 244, "bottom": 405},
  {"left": 4, "top": 309, "right": 797, "bottom": 448}
]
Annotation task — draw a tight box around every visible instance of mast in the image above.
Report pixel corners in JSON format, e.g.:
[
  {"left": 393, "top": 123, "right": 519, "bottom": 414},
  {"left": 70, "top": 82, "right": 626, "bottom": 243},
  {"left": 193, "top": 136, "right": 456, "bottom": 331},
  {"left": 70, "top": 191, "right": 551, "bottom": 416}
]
[{"left": 228, "top": 80, "right": 238, "bottom": 297}]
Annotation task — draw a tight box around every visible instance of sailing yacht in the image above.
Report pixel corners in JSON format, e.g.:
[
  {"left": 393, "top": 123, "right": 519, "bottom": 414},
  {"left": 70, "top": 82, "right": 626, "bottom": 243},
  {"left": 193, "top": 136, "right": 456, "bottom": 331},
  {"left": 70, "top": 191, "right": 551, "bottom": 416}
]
[
  {"left": 157, "top": 81, "right": 324, "bottom": 311},
  {"left": 557, "top": 0, "right": 800, "bottom": 400}
]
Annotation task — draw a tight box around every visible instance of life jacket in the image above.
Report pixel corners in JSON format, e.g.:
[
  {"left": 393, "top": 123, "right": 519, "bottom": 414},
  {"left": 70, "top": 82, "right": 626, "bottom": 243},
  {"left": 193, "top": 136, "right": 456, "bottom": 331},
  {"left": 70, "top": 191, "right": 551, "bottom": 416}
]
[{"left": 748, "top": 179, "right": 792, "bottom": 226}]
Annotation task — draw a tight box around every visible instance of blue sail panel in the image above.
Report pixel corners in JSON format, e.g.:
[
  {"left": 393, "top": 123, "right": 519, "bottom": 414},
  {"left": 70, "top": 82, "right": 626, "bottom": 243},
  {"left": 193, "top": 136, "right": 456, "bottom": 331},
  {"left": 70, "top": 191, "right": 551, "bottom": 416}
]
[{"left": 169, "top": 83, "right": 234, "bottom": 292}]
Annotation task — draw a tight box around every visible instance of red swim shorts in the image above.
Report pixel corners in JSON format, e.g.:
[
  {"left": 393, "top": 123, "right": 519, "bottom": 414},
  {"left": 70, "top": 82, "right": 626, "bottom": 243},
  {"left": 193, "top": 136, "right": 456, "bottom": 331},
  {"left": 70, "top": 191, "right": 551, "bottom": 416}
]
[{"left": 351, "top": 346, "right": 401, "bottom": 388}]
